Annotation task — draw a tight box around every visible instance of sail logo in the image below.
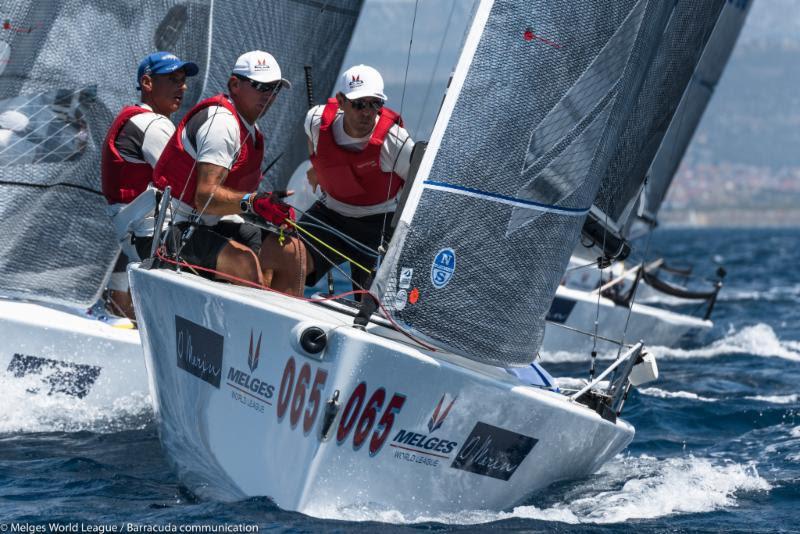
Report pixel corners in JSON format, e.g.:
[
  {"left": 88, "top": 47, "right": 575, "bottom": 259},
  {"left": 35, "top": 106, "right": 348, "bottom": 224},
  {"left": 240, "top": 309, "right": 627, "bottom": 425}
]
[
  {"left": 390, "top": 394, "right": 459, "bottom": 468},
  {"left": 428, "top": 394, "right": 457, "bottom": 433},
  {"left": 175, "top": 316, "right": 223, "bottom": 388},
  {"left": 225, "top": 329, "right": 275, "bottom": 413},
  {"left": 431, "top": 248, "right": 456, "bottom": 289},
  {"left": 247, "top": 330, "right": 262, "bottom": 372},
  {"left": 451, "top": 422, "right": 538, "bottom": 481},
  {"left": 349, "top": 74, "right": 364, "bottom": 89}
]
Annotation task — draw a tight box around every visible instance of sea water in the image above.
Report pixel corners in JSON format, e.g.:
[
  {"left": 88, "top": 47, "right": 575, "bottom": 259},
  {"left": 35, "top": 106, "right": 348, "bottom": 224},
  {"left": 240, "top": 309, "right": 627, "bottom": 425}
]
[{"left": 1, "top": 227, "right": 798, "bottom": 532}]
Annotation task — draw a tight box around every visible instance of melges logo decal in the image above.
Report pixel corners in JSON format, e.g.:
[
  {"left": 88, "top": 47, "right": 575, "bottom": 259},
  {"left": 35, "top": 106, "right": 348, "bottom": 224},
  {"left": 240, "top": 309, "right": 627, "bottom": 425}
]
[
  {"left": 348, "top": 74, "right": 364, "bottom": 89},
  {"left": 451, "top": 422, "right": 538, "bottom": 481},
  {"left": 226, "top": 329, "right": 275, "bottom": 413},
  {"left": 175, "top": 316, "right": 223, "bottom": 388},
  {"left": 390, "top": 394, "right": 459, "bottom": 468}
]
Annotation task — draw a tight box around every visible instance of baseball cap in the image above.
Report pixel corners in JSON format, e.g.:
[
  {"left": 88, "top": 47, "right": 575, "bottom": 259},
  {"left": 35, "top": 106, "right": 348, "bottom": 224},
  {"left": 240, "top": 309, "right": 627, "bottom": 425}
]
[
  {"left": 137, "top": 51, "right": 199, "bottom": 89},
  {"left": 339, "top": 65, "right": 387, "bottom": 101},
  {"left": 0, "top": 110, "right": 29, "bottom": 132},
  {"left": 232, "top": 51, "right": 291, "bottom": 88}
]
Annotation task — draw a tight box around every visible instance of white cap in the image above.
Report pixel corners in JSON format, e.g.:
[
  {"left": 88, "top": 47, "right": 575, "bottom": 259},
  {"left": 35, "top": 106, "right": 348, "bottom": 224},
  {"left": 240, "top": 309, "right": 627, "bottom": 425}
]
[
  {"left": 232, "top": 50, "right": 291, "bottom": 88},
  {"left": 339, "top": 64, "right": 387, "bottom": 101},
  {"left": 0, "top": 110, "right": 29, "bottom": 132}
]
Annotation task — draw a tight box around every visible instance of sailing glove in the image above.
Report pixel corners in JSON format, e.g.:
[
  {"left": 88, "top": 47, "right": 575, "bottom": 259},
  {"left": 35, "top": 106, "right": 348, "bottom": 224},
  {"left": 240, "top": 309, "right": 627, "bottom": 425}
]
[{"left": 245, "top": 192, "right": 295, "bottom": 226}]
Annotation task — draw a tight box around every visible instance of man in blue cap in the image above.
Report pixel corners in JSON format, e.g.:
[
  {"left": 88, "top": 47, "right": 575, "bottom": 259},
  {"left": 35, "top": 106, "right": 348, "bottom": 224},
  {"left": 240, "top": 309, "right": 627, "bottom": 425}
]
[{"left": 102, "top": 51, "right": 198, "bottom": 319}]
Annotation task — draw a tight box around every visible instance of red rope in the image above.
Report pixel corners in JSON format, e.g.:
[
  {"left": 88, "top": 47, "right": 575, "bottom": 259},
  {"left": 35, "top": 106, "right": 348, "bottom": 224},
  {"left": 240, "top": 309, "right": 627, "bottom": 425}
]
[{"left": 153, "top": 248, "right": 438, "bottom": 351}]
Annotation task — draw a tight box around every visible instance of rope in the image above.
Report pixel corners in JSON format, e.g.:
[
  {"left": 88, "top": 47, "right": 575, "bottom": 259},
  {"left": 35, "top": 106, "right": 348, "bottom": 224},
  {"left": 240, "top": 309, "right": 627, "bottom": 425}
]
[
  {"left": 285, "top": 219, "right": 372, "bottom": 275},
  {"left": 153, "top": 247, "right": 438, "bottom": 351}
]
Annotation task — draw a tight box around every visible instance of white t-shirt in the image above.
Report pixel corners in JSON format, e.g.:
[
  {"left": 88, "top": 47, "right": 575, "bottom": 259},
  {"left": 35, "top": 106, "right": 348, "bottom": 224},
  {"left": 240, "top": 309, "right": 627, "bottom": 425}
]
[
  {"left": 115, "top": 103, "right": 175, "bottom": 168},
  {"left": 173, "top": 99, "right": 259, "bottom": 225},
  {"left": 305, "top": 104, "right": 414, "bottom": 217}
]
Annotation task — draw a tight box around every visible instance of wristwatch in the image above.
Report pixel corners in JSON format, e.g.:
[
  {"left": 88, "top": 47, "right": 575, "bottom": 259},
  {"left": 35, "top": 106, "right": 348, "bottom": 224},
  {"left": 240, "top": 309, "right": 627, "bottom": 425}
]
[{"left": 240, "top": 193, "right": 252, "bottom": 213}]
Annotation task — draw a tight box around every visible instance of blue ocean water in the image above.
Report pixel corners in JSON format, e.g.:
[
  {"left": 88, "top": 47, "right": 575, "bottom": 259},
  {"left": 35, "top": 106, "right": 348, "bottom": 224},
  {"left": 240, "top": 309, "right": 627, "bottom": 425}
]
[{"left": 1, "top": 227, "right": 798, "bottom": 532}]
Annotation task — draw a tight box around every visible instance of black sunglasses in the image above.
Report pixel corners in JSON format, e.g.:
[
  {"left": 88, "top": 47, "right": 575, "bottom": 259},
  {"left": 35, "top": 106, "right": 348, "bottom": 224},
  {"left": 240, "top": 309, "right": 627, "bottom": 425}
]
[
  {"left": 348, "top": 98, "right": 384, "bottom": 111},
  {"left": 234, "top": 74, "right": 281, "bottom": 94}
]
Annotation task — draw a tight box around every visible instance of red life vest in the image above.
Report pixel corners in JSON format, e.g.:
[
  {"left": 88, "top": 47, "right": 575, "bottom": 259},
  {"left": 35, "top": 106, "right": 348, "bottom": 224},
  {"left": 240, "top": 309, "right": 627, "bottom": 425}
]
[
  {"left": 101, "top": 105, "right": 154, "bottom": 204},
  {"left": 153, "top": 94, "right": 263, "bottom": 208},
  {"left": 310, "top": 98, "right": 404, "bottom": 206}
]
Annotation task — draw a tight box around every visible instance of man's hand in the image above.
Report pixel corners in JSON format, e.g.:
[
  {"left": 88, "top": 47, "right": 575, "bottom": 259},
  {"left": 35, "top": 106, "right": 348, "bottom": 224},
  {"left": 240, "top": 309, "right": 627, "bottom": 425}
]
[
  {"left": 249, "top": 192, "right": 296, "bottom": 226},
  {"left": 306, "top": 166, "right": 318, "bottom": 193}
]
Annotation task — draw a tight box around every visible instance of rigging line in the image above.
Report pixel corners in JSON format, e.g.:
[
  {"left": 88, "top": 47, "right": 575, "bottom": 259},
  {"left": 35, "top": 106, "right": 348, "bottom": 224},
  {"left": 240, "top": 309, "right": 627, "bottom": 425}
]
[
  {"left": 5, "top": 120, "right": 75, "bottom": 166},
  {"left": 614, "top": 228, "right": 654, "bottom": 359},
  {"left": 397, "top": 0, "right": 420, "bottom": 121},
  {"left": 296, "top": 222, "right": 379, "bottom": 258},
  {"left": 415, "top": 0, "right": 457, "bottom": 134},
  {"left": 545, "top": 319, "right": 630, "bottom": 347},
  {"left": 286, "top": 219, "right": 372, "bottom": 274},
  {"left": 0, "top": 179, "right": 103, "bottom": 196},
  {"left": 291, "top": 203, "right": 381, "bottom": 256}
]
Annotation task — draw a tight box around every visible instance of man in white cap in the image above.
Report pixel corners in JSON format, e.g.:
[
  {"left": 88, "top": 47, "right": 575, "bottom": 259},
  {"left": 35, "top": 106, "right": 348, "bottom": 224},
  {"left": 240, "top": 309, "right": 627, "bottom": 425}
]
[
  {"left": 101, "top": 51, "right": 199, "bottom": 318},
  {"left": 298, "top": 64, "right": 414, "bottom": 293},
  {"left": 154, "top": 50, "right": 304, "bottom": 294}
]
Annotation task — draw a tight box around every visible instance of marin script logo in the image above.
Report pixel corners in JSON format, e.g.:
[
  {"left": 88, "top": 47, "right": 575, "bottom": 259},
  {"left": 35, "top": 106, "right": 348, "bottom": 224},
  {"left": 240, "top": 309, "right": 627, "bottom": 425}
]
[
  {"left": 451, "top": 422, "right": 538, "bottom": 481},
  {"left": 175, "top": 315, "right": 224, "bottom": 388}
]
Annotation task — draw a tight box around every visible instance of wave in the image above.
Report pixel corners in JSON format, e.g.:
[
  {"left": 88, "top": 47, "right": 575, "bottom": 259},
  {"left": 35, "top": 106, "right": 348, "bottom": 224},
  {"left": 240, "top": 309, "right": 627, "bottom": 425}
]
[
  {"left": 745, "top": 394, "right": 799, "bottom": 404},
  {"left": 638, "top": 387, "right": 717, "bottom": 402},
  {"left": 307, "top": 455, "right": 770, "bottom": 525},
  {"left": 541, "top": 323, "right": 800, "bottom": 364},
  {"left": 651, "top": 323, "right": 800, "bottom": 362},
  {"left": 0, "top": 372, "right": 152, "bottom": 434}
]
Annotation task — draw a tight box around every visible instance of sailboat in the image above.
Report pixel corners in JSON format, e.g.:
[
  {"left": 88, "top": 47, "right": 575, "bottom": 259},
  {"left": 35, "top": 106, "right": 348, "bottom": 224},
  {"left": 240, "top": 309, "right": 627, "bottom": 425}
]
[
  {"left": 127, "top": 0, "right": 735, "bottom": 516},
  {"left": 0, "top": 0, "right": 360, "bottom": 409},
  {"left": 540, "top": 0, "right": 750, "bottom": 355}
]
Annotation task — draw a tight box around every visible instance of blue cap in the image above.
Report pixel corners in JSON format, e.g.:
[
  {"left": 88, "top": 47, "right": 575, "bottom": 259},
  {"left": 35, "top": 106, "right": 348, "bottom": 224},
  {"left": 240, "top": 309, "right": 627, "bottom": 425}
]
[{"left": 137, "top": 51, "right": 199, "bottom": 89}]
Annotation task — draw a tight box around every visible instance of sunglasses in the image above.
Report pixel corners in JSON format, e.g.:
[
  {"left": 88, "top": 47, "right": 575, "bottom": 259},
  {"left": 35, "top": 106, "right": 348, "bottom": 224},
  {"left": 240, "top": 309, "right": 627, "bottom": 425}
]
[
  {"left": 348, "top": 98, "right": 384, "bottom": 111},
  {"left": 235, "top": 74, "right": 281, "bottom": 94}
]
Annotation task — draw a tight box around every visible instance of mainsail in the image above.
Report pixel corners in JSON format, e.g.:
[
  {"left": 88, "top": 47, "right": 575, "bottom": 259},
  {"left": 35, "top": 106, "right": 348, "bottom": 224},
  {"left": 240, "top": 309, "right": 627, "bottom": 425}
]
[
  {"left": 0, "top": 0, "right": 360, "bottom": 308},
  {"left": 639, "top": 0, "right": 751, "bottom": 226},
  {"left": 374, "top": 0, "right": 683, "bottom": 366}
]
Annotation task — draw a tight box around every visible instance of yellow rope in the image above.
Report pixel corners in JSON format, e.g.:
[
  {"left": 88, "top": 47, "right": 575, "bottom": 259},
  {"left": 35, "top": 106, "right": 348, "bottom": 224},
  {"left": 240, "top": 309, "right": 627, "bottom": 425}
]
[{"left": 284, "top": 219, "right": 372, "bottom": 274}]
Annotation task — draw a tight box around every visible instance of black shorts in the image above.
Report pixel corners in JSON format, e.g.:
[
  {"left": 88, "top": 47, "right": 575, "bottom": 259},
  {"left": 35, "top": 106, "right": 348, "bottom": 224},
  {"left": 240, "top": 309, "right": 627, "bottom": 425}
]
[
  {"left": 112, "top": 235, "right": 154, "bottom": 273},
  {"left": 299, "top": 201, "right": 393, "bottom": 289},
  {"left": 165, "top": 220, "right": 263, "bottom": 272}
]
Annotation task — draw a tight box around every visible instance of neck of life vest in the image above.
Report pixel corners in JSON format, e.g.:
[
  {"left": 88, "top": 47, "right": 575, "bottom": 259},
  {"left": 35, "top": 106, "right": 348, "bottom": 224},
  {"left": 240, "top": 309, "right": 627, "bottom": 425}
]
[
  {"left": 152, "top": 94, "right": 263, "bottom": 211},
  {"left": 310, "top": 98, "right": 404, "bottom": 207}
]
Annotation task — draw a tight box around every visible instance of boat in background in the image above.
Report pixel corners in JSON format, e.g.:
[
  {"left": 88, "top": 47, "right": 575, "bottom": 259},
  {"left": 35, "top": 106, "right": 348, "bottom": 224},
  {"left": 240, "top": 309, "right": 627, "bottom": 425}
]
[{"left": 540, "top": 0, "right": 750, "bottom": 355}]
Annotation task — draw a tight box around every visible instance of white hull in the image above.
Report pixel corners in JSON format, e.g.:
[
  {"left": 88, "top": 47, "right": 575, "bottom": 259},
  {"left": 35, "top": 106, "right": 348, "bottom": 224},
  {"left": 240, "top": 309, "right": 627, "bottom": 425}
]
[
  {"left": 542, "top": 285, "right": 711, "bottom": 355},
  {"left": 0, "top": 298, "right": 146, "bottom": 407},
  {"left": 130, "top": 266, "right": 634, "bottom": 516}
]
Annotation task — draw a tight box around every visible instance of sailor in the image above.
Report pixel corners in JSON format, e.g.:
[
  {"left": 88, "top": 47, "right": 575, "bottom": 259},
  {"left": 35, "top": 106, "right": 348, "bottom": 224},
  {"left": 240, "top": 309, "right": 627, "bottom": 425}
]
[
  {"left": 299, "top": 64, "right": 415, "bottom": 293},
  {"left": 153, "top": 50, "right": 304, "bottom": 294},
  {"left": 101, "top": 51, "right": 199, "bottom": 318}
]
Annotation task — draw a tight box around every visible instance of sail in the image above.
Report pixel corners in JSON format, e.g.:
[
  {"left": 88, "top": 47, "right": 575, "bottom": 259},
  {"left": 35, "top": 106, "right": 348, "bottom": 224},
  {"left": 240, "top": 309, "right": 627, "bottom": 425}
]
[
  {"left": 199, "top": 0, "right": 363, "bottom": 191},
  {"left": 585, "top": 0, "right": 730, "bottom": 246},
  {"left": 0, "top": 0, "right": 360, "bottom": 308},
  {"left": 639, "top": 0, "right": 751, "bottom": 225},
  {"left": 373, "top": 0, "right": 680, "bottom": 366},
  {"left": 0, "top": 1, "right": 209, "bottom": 308}
]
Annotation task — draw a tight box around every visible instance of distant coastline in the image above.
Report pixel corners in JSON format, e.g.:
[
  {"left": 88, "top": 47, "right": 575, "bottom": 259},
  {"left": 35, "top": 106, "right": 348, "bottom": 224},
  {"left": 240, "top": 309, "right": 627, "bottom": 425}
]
[{"left": 660, "top": 208, "right": 800, "bottom": 228}]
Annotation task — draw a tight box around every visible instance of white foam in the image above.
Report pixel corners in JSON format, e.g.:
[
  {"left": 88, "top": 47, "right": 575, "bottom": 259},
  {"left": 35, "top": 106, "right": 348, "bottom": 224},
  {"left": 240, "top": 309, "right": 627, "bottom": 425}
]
[
  {"left": 650, "top": 323, "right": 800, "bottom": 362},
  {"left": 745, "top": 394, "right": 799, "bottom": 404},
  {"left": 307, "top": 455, "right": 770, "bottom": 525},
  {"left": 638, "top": 387, "right": 717, "bottom": 402},
  {"left": 719, "top": 284, "right": 800, "bottom": 303},
  {"left": 0, "top": 372, "right": 152, "bottom": 433}
]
